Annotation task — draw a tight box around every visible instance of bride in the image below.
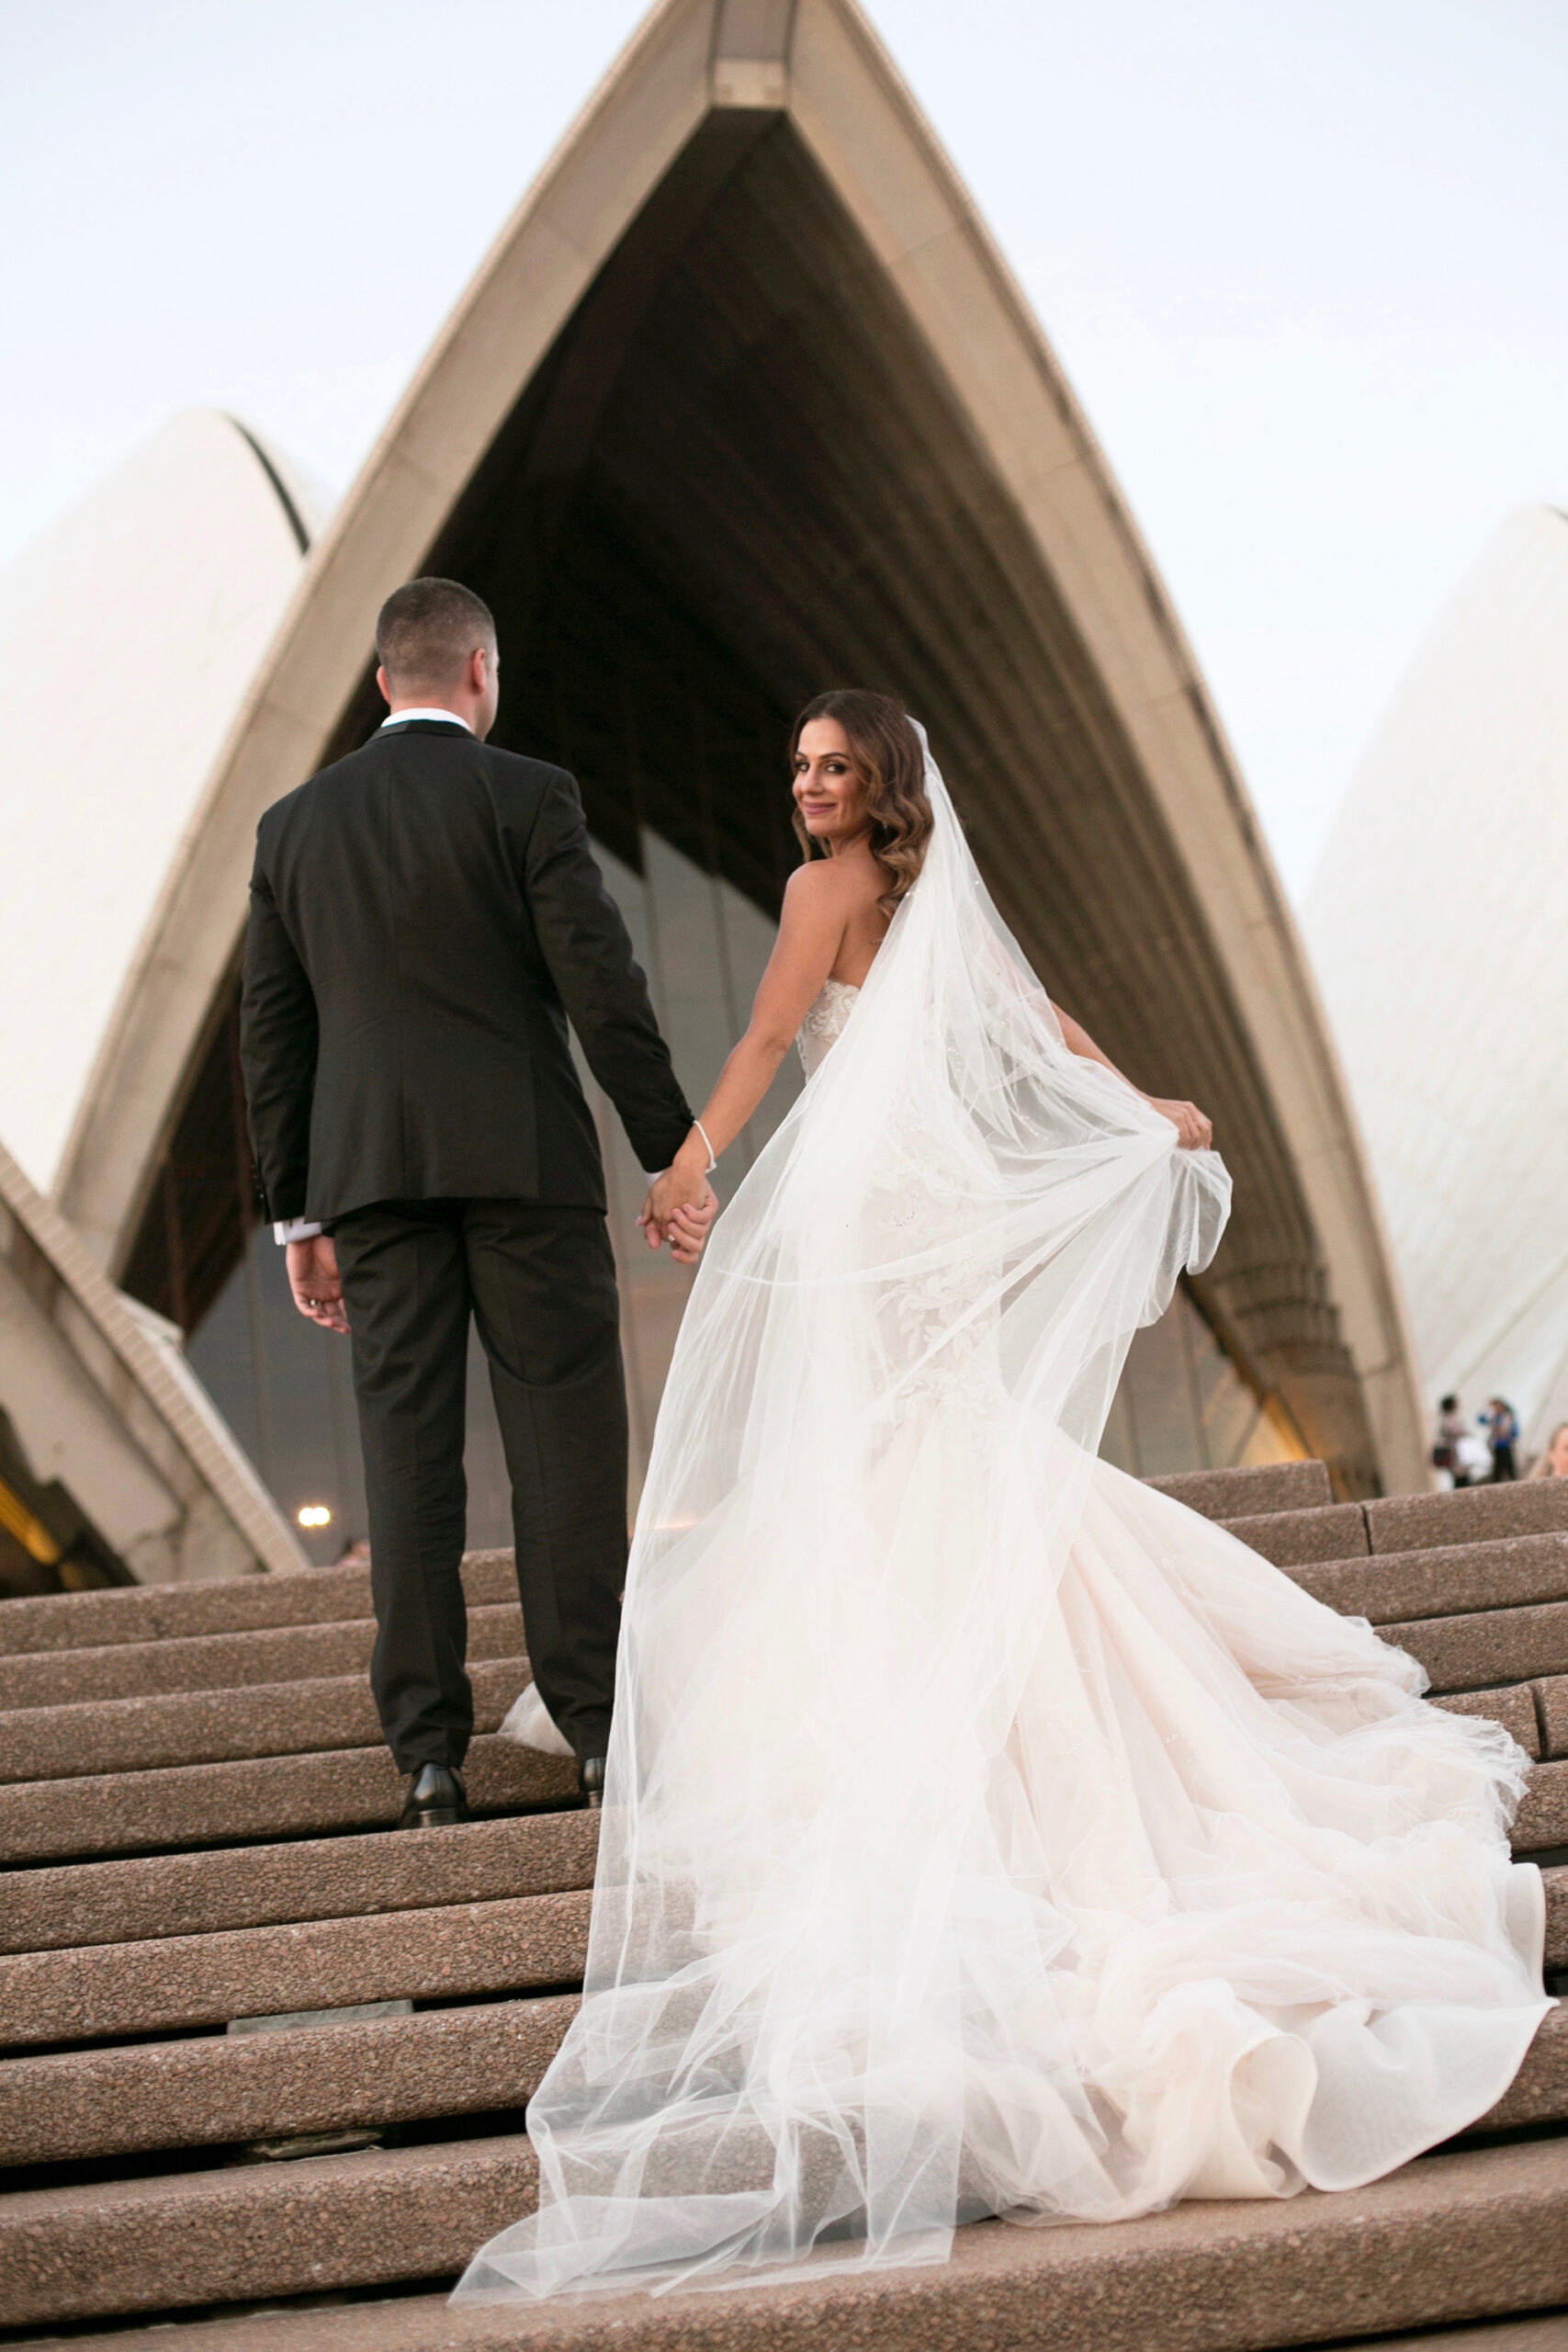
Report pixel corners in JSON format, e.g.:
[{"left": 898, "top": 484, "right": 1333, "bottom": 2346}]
[{"left": 458, "top": 691, "right": 1549, "bottom": 2305}]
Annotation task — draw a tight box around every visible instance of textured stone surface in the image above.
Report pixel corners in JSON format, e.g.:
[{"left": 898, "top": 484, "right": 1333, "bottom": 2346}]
[
  {"left": 1433, "top": 1682, "right": 1541, "bottom": 1757},
  {"left": 1367, "top": 1482, "right": 1568, "bottom": 1556},
  {"left": 1145, "top": 1461, "right": 1333, "bottom": 1520},
  {"left": 0, "top": 1889, "right": 592, "bottom": 2047},
  {"left": 0, "top": 1991, "right": 576, "bottom": 2165},
  {"left": 0, "top": 1657, "right": 532, "bottom": 1785},
  {"left": 0, "top": 2128, "right": 540, "bottom": 2328},
  {"left": 1515, "top": 1760, "right": 1568, "bottom": 1853},
  {"left": 0, "top": 1550, "right": 517, "bottom": 1658},
  {"left": 6, "top": 2140, "right": 1567, "bottom": 2345},
  {"left": 1482, "top": 2006, "right": 1568, "bottom": 2131},
  {"left": 1, "top": 1808, "right": 598, "bottom": 1954},
  {"left": 0, "top": 1733, "right": 579, "bottom": 1864},
  {"left": 0, "top": 1600, "right": 527, "bottom": 1712},
  {"left": 1354, "top": 2326, "right": 1568, "bottom": 2352},
  {"left": 1292, "top": 1535, "right": 1568, "bottom": 1627},
  {"left": 1538, "top": 1676, "right": 1568, "bottom": 1761},
  {"left": 1216, "top": 1502, "right": 1367, "bottom": 1566},
  {"left": 1381, "top": 1602, "right": 1568, "bottom": 1694},
  {"left": 1548, "top": 1866, "right": 1568, "bottom": 1966},
  {"left": 29, "top": 2301, "right": 1568, "bottom": 2352}
]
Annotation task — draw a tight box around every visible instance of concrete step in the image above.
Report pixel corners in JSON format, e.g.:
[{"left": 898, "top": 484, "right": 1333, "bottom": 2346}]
[
  {"left": 1432, "top": 1680, "right": 1545, "bottom": 1757},
  {"left": 1366, "top": 1482, "right": 1568, "bottom": 1555},
  {"left": 0, "top": 1733, "right": 579, "bottom": 1865},
  {"left": 7, "top": 1724, "right": 1562, "bottom": 1874},
  {"left": 7, "top": 1862, "right": 1560, "bottom": 2058},
  {"left": 41, "top": 2307, "right": 1568, "bottom": 2352},
  {"left": 3, "top": 2137, "right": 1566, "bottom": 2341},
  {"left": 0, "top": 1600, "right": 528, "bottom": 1712},
  {"left": 0, "top": 1657, "right": 534, "bottom": 1785},
  {"left": 0, "top": 2127, "right": 540, "bottom": 2331},
  {"left": 1217, "top": 1484, "right": 1568, "bottom": 1575},
  {"left": 6, "top": 1967, "right": 1562, "bottom": 2176},
  {"left": 1481, "top": 2002, "right": 1568, "bottom": 2132},
  {"left": 1353, "top": 2325, "right": 1568, "bottom": 2352},
  {"left": 1, "top": 1888, "right": 592, "bottom": 2048},
  {"left": 5, "top": 1852, "right": 1562, "bottom": 2049},
  {"left": 0, "top": 1549, "right": 517, "bottom": 1658},
  {"left": 1144, "top": 1459, "right": 1333, "bottom": 1520},
  {"left": 1, "top": 1810, "right": 598, "bottom": 1955},
  {"left": 1433, "top": 1677, "right": 1568, "bottom": 1761},
  {"left": 1515, "top": 1759, "right": 1568, "bottom": 1853},
  {"left": 0, "top": 1991, "right": 577, "bottom": 2168},
  {"left": 1218, "top": 1501, "right": 1368, "bottom": 1566},
  {"left": 1292, "top": 1534, "right": 1568, "bottom": 1627},
  {"left": 1383, "top": 1602, "right": 1568, "bottom": 1696}
]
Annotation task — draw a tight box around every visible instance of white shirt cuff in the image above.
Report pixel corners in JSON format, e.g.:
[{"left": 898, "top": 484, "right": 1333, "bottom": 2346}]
[{"left": 274, "top": 1217, "right": 323, "bottom": 1243}]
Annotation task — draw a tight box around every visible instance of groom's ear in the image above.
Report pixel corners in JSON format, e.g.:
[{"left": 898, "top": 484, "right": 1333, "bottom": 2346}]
[{"left": 376, "top": 663, "right": 393, "bottom": 709}]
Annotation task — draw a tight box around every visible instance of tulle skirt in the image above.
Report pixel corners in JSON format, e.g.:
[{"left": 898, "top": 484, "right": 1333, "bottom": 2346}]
[
  {"left": 457, "top": 1422, "right": 1547, "bottom": 2304},
  {"left": 456, "top": 738, "right": 1549, "bottom": 2304}
]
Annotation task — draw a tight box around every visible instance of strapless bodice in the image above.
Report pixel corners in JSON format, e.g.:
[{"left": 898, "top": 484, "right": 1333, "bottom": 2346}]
[{"left": 795, "top": 978, "right": 861, "bottom": 1077}]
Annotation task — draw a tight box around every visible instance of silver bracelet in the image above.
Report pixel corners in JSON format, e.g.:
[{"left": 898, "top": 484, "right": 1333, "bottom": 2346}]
[{"left": 694, "top": 1118, "right": 718, "bottom": 1173}]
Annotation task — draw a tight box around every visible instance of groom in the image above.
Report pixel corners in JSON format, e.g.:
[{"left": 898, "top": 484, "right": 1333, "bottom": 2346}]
[{"left": 241, "top": 578, "right": 711, "bottom": 1826}]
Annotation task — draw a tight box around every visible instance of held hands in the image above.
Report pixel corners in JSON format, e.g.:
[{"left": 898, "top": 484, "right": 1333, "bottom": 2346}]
[
  {"left": 286, "top": 1235, "right": 349, "bottom": 1333},
  {"left": 1145, "top": 1097, "right": 1213, "bottom": 1151},
  {"left": 638, "top": 1142, "right": 719, "bottom": 1267}
]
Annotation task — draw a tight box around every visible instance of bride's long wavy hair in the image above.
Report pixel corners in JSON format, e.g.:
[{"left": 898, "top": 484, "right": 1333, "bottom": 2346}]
[{"left": 790, "top": 689, "right": 933, "bottom": 914}]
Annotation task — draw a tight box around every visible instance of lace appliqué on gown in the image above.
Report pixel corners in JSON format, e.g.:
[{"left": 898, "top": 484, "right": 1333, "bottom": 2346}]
[{"left": 796, "top": 978, "right": 860, "bottom": 1076}]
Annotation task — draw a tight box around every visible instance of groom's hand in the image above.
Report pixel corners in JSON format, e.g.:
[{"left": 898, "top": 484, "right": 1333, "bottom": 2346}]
[{"left": 286, "top": 1236, "right": 349, "bottom": 1333}]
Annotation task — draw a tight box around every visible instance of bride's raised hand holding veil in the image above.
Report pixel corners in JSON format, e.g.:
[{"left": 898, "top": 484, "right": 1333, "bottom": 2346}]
[{"left": 466, "top": 693, "right": 1549, "bottom": 2307}]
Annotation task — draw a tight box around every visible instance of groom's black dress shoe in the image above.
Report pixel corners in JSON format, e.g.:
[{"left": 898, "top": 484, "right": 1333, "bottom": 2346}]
[
  {"left": 579, "top": 1756, "right": 607, "bottom": 1810},
  {"left": 398, "top": 1764, "right": 468, "bottom": 1829}
]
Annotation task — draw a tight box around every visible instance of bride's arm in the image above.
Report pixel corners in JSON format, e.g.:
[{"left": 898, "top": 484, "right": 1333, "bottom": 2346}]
[
  {"left": 640, "top": 862, "right": 848, "bottom": 1248},
  {"left": 1051, "top": 1001, "right": 1213, "bottom": 1150}
]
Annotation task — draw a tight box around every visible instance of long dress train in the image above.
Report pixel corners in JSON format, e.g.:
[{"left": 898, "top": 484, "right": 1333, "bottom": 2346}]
[{"left": 457, "top": 735, "right": 1549, "bottom": 2304}]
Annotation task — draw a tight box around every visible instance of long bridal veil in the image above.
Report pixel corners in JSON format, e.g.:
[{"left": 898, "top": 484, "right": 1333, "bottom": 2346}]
[{"left": 457, "top": 737, "right": 1548, "bottom": 2304}]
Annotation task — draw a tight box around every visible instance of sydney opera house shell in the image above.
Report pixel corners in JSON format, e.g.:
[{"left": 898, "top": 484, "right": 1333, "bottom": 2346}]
[
  {"left": 1304, "top": 504, "right": 1568, "bottom": 1456},
  {"left": 0, "top": 0, "right": 1429, "bottom": 1583}
]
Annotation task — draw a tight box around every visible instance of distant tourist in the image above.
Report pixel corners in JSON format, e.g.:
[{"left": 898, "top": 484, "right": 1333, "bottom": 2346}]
[
  {"left": 1481, "top": 1396, "right": 1520, "bottom": 1481},
  {"left": 1432, "top": 1394, "right": 1470, "bottom": 1485},
  {"left": 1531, "top": 1422, "right": 1568, "bottom": 1478}
]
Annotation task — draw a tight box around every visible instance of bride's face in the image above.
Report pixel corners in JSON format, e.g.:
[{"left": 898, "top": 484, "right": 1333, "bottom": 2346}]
[{"left": 794, "top": 719, "right": 866, "bottom": 847}]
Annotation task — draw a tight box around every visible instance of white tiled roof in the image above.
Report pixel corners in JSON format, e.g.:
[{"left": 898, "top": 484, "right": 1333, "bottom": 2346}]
[
  {"left": 1303, "top": 504, "right": 1568, "bottom": 1443},
  {"left": 0, "top": 410, "right": 321, "bottom": 1193}
]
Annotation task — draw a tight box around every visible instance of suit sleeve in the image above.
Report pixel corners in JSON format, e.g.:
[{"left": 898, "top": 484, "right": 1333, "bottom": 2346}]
[
  {"left": 524, "top": 774, "right": 694, "bottom": 1173},
  {"left": 240, "top": 840, "right": 319, "bottom": 1222}
]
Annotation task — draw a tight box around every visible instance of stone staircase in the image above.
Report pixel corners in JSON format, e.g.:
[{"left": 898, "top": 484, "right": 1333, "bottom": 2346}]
[{"left": 1, "top": 1462, "right": 1564, "bottom": 2350}]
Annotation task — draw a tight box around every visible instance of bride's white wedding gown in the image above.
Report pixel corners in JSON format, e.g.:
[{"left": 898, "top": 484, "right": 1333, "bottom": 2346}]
[{"left": 459, "top": 740, "right": 1549, "bottom": 2306}]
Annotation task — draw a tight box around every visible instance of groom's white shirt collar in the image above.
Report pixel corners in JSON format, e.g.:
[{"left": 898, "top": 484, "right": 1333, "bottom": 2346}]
[{"left": 274, "top": 708, "right": 473, "bottom": 1241}]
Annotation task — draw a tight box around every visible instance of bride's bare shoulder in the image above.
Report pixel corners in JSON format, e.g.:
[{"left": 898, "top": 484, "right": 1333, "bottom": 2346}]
[{"left": 783, "top": 856, "right": 879, "bottom": 913}]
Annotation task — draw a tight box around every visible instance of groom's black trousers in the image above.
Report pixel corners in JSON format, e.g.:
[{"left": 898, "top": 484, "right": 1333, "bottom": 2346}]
[{"left": 331, "top": 1198, "right": 627, "bottom": 1773}]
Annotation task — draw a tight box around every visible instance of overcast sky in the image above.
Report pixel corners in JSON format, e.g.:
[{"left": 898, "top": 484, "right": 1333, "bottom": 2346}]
[{"left": 3, "top": 0, "right": 1563, "bottom": 897}]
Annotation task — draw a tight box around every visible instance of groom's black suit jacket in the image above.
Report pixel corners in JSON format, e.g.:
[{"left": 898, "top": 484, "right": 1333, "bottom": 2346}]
[{"left": 241, "top": 718, "right": 692, "bottom": 1225}]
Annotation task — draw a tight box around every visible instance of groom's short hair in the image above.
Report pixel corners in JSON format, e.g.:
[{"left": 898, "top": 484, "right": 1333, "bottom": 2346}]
[{"left": 376, "top": 578, "right": 496, "bottom": 692}]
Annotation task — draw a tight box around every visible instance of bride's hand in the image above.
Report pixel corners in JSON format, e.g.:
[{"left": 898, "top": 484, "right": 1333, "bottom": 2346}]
[
  {"left": 666, "top": 1191, "right": 717, "bottom": 1266},
  {"left": 638, "top": 1168, "right": 718, "bottom": 1263},
  {"left": 1145, "top": 1096, "right": 1213, "bottom": 1150}
]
